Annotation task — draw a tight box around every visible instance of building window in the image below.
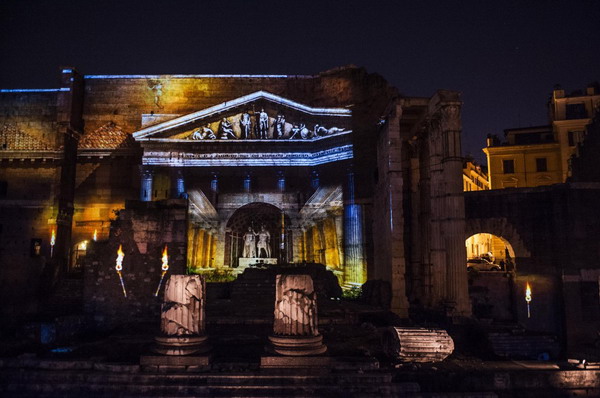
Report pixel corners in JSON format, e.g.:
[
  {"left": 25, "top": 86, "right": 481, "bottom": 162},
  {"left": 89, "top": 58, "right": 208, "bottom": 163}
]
[
  {"left": 566, "top": 103, "right": 587, "bottom": 120},
  {"left": 502, "top": 159, "right": 515, "bottom": 174},
  {"left": 568, "top": 131, "right": 584, "bottom": 147},
  {"left": 536, "top": 158, "right": 548, "bottom": 172}
]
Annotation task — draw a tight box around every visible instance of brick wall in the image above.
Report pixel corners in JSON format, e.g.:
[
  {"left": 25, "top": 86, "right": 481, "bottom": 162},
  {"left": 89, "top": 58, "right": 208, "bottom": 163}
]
[{"left": 83, "top": 199, "right": 187, "bottom": 330}]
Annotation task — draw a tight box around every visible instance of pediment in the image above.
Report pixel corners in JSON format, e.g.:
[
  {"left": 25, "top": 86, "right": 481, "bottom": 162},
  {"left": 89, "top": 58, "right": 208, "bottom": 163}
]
[{"left": 132, "top": 91, "right": 351, "bottom": 142}]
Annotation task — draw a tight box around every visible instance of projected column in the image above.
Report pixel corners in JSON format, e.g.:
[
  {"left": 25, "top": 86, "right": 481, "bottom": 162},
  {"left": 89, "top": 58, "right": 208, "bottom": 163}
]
[
  {"left": 210, "top": 173, "right": 219, "bottom": 204},
  {"left": 343, "top": 170, "right": 366, "bottom": 285},
  {"left": 173, "top": 169, "right": 186, "bottom": 199},
  {"left": 140, "top": 166, "right": 154, "bottom": 202}
]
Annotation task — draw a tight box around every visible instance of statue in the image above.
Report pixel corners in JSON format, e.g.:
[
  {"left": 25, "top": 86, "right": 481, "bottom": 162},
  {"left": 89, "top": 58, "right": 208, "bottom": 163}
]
[
  {"left": 258, "top": 108, "right": 269, "bottom": 139},
  {"left": 242, "top": 227, "right": 257, "bottom": 258},
  {"left": 256, "top": 225, "right": 271, "bottom": 258},
  {"left": 219, "top": 118, "right": 236, "bottom": 139},
  {"left": 267, "top": 274, "right": 326, "bottom": 355},
  {"left": 274, "top": 114, "right": 286, "bottom": 138},
  {"left": 240, "top": 112, "right": 252, "bottom": 139},
  {"left": 314, "top": 124, "right": 345, "bottom": 136},
  {"left": 190, "top": 125, "right": 216, "bottom": 140},
  {"left": 299, "top": 123, "right": 311, "bottom": 139},
  {"left": 288, "top": 123, "right": 311, "bottom": 140},
  {"left": 289, "top": 124, "right": 301, "bottom": 139}
]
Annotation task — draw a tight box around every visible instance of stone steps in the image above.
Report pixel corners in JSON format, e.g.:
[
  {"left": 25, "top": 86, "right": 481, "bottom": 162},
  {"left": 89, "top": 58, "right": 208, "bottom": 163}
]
[
  {"left": 0, "top": 368, "right": 405, "bottom": 397},
  {"left": 487, "top": 332, "right": 560, "bottom": 359}
]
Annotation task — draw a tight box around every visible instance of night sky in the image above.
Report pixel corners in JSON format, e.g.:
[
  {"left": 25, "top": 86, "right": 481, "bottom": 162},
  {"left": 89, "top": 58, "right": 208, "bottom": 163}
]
[{"left": 1, "top": 0, "right": 599, "bottom": 162}]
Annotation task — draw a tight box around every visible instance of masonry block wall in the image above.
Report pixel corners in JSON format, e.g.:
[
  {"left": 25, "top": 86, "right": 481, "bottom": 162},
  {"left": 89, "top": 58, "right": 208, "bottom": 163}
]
[
  {"left": 83, "top": 199, "right": 187, "bottom": 330},
  {"left": 465, "top": 184, "right": 600, "bottom": 347}
]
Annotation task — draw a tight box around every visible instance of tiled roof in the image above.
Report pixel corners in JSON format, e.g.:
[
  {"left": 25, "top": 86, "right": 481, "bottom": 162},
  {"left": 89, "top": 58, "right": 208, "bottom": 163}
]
[
  {"left": 79, "top": 122, "right": 136, "bottom": 150},
  {"left": 0, "top": 123, "right": 54, "bottom": 151}
]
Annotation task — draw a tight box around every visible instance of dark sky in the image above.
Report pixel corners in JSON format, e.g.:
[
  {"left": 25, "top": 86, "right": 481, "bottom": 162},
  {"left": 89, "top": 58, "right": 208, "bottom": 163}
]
[{"left": 1, "top": 0, "right": 599, "bottom": 162}]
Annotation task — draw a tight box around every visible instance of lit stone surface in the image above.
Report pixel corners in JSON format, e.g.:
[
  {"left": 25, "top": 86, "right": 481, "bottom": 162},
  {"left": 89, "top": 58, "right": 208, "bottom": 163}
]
[
  {"left": 273, "top": 274, "right": 318, "bottom": 336},
  {"left": 268, "top": 274, "right": 326, "bottom": 356},
  {"left": 382, "top": 327, "right": 454, "bottom": 363},
  {"left": 154, "top": 275, "right": 210, "bottom": 356},
  {"left": 160, "top": 275, "right": 205, "bottom": 336}
]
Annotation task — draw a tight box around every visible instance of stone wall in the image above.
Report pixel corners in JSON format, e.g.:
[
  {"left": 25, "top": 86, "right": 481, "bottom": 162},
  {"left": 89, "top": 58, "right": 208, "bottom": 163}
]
[
  {"left": 83, "top": 199, "right": 187, "bottom": 330},
  {"left": 466, "top": 184, "right": 600, "bottom": 345}
]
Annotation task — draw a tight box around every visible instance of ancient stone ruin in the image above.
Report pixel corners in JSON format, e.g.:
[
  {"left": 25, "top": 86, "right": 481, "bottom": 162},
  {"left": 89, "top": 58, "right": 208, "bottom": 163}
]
[
  {"left": 153, "top": 275, "right": 210, "bottom": 355},
  {"left": 268, "top": 274, "right": 327, "bottom": 356},
  {"left": 382, "top": 327, "right": 454, "bottom": 363}
]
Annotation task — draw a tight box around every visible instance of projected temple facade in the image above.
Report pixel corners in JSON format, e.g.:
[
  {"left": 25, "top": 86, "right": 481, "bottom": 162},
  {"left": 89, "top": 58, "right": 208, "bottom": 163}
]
[
  {"left": 132, "top": 91, "right": 362, "bottom": 285},
  {"left": 0, "top": 66, "right": 471, "bottom": 319}
]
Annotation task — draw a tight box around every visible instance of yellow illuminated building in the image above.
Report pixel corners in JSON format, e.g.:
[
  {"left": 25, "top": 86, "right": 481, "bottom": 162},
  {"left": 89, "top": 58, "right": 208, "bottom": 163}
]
[
  {"left": 463, "top": 160, "right": 490, "bottom": 191},
  {"left": 483, "top": 85, "right": 600, "bottom": 189}
]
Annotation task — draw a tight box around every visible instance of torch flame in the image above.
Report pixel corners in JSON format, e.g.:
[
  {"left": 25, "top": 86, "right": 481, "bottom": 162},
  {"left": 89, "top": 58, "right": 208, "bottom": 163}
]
[
  {"left": 116, "top": 244, "right": 124, "bottom": 271},
  {"left": 50, "top": 229, "right": 56, "bottom": 246},
  {"left": 525, "top": 282, "right": 532, "bottom": 303},
  {"left": 93, "top": 229, "right": 98, "bottom": 241},
  {"left": 161, "top": 245, "right": 169, "bottom": 271}
]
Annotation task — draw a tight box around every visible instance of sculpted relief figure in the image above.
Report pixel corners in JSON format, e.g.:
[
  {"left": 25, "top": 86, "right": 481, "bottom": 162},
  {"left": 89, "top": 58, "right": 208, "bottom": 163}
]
[
  {"left": 240, "top": 112, "right": 252, "bottom": 139},
  {"left": 299, "top": 124, "right": 311, "bottom": 139},
  {"left": 219, "top": 118, "right": 236, "bottom": 139},
  {"left": 258, "top": 108, "right": 269, "bottom": 139},
  {"left": 289, "top": 124, "right": 301, "bottom": 139},
  {"left": 289, "top": 123, "right": 311, "bottom": 140},
  {"left": 314, "top": 124, "right": 345, "bottom": 137},
  {"left": 440, "top": 104, "right": 461, "bottom": 132},
  {"left": 190, "top": 124, "right": 216, "bottom": 140},
  {"left": 257, "top": 225, "right": 271, "bottom": 258},
  {"left": 275, "top": 114, "right": 286, "bottom": 138},
  {"left": 243, "top": 227, "right": 257, "bottom": 258}
]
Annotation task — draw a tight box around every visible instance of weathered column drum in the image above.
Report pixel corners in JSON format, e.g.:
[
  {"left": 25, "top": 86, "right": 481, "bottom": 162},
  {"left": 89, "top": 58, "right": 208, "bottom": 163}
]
[
  {"left": 268, "top": 274, "right": 327, "bottom": 356},
  {"left": 153, "top": 275, "right": 211, "bottom": 355},
  {"left": 382, "top": 327, "right": 454, "bottom": 362}
]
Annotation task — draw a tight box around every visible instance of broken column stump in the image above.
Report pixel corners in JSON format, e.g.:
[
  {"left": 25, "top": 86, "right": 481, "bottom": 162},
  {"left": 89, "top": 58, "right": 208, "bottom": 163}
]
[
  {"left": 267, "top": 274, "right": 327, "bottom": 356},
  {"left": 153, "top": 275, "right": 211, "bottom": 356},
  {"left": 382, "top": 327, "right": 454, "bottom": 362}
]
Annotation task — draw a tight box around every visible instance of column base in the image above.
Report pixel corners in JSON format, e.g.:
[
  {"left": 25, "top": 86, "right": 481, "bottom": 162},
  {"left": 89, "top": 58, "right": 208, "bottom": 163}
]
[
  {"left": 267, "top": 334, "right": 327, "bottom": 356},
  {"left": 153, "top": 335, "right": 211, "bottom": 356}
]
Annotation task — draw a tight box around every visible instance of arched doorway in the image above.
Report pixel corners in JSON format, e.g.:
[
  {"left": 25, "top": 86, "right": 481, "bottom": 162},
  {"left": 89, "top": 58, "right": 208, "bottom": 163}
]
[
  {"left": 465, "top": 233, "right": 516, "bottom": 272},
  {"left": 225, "top": 203, "right": 292, "bottom": 267}
]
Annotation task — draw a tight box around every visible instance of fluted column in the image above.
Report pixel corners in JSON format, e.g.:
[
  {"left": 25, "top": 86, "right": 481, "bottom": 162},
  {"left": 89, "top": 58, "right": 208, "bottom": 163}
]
[
  {"left": 428, "top": 113, "right": 447, "bottom": 306},
  {"left": 439, "top": 99, "right": 471, "bottom": 317},
  {"left": 154, "top": 275, "right": 210, "bottom": 355}
]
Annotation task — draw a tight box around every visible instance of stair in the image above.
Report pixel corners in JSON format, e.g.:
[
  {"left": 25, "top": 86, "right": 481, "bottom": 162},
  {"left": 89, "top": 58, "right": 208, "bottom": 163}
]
[{"left": 0, "top": 367, "right": 410, "bottom": 397}]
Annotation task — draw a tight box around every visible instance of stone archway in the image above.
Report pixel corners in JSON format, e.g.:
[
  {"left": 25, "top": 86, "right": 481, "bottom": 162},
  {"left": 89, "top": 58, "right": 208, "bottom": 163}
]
[
  {"left": 465, "top": 217, "right": 531, "bottom": 259},
  {"left": 224, "top": 202, "right": 292, "bottom": 267}
]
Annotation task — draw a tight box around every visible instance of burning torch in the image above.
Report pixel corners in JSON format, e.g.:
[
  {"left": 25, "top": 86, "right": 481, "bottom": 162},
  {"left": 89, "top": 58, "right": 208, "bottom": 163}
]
[
  {"left": 115, "top": 244, "right": 127, "bottom": 297},
  {"left": 50, "top": 229, "right": 56, "bottom": 258},
  {"left": 525, "top": 282, "right": 532, "bottom": 318},
  {"left": 93, "top": 229, "right": 98, "bottom": 242},
  {"left": 154, "top": 245, "right": 169, "bottom": 296}
]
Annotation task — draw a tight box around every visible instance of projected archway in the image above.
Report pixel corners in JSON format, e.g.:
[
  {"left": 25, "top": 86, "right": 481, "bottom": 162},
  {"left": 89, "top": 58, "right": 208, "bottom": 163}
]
[{"left": 225, "top": 202, "right": 292, "bottom": 267}]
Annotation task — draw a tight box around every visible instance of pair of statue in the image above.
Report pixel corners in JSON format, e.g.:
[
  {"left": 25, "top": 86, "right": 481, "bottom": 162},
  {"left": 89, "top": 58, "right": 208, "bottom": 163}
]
[
  {"left": 243, "top": 225, "right": 271, "bottom": 258},
  {"left": 241, "top": 109, "right": 276, "bottom": 139}
]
